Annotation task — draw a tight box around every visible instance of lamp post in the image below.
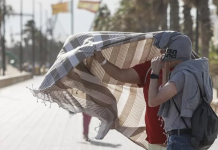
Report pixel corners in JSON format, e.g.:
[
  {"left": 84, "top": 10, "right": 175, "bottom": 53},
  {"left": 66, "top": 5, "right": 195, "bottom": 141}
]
[
  {"left": 20, "top": 0, "right": 23, "bottom": 73},
  {"left": 38, "top": 2, "right": 42, "bottom": 74},
  {"left": 195, "top": 0, "right": 199, "bottom": 54},
  {"left": 1, "top": 0, "right": 6, "bottom": 75},
  {"left": 71, "top": 0, "right": 74, "bottom": 34}
]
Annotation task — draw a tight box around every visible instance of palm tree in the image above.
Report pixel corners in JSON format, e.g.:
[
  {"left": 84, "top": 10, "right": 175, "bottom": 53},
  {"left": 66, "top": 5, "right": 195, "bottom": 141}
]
[
  {"left": 182, "top": 0, "right": 194, "bottom": 42},
  {"left": 23, "top": 19, "right": 64, "bottom": 65},
  {"left": 134, "top": 0, "right": 152, "bottom": 32},
  {"left": 169, "top": 0, "right": 180, "bottom": 31},
  {"left": 23, "top": 20, "right": 42, "bottom": 64},
  {"left": 23, "top": 20, "right": 36, "bottom": 42},
  {"left": 183, "top": 0, "right": 213, "bottom": 58},
  {"left": 99, "top": 0, "right": 144, "bottom": 32},
  {"left": 0, "top": 0, "right": 13, "bottom": 25},
  {"left": 93, "top": 4, "right": 111, "bottom": 31},
  {"left": 213, "top": 0, "right": 218, "bottom": 14},
  {"left": 152, "top": 0, "right": 168, "bottom": 31},
  {"left": 107, "top": 0, "right": 165, "bottom": 32},
  {"left": 198, "top": 0, "right": 213, "bottom": 57},
  {"left": 113, "top": 0, "right": 144, "bottom": 32},
  {"left": 0, "top": 0, "right": 13, "bottom": 73},
  {"left": 0, "top": 0, "right": 13, "bottom": 40},
  {"left": 93, "top": 0, "right": 169, "bottom": 32}
]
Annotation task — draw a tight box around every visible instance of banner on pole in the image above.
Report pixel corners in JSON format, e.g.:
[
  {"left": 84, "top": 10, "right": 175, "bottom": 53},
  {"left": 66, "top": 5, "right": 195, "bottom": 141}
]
[
  {"left": 51, "top": 2, "right": 71, "bottom": 15},
  {"left": 78, "top": 0, "right": 101, "bottom": 13}
]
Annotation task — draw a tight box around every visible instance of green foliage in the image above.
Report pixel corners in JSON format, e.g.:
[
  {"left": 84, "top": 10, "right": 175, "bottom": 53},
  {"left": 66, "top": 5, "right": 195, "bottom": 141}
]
[
  {"left": 93, "top": 0, "right": 215, "bottom": 58},
  {"left": 209, "top": 41, "right": 218, "bottom": 60},
  {"left": 0, "top": 0, "right": 14, "bottom": 25},
  {"left": 213, "top": 0, "right": 218, "bottom": 14},
  {"left": 209, "top": 42, "right": 218, "bottom": 75},
  {"left": 7, "top": 19, "right": 63, "bottom": 68},
  {"left": 93, "top": 4, "right": 111, "bottom": 31},
  {"left": 93, "top": 0, "right": 168, "bottom": 32}
]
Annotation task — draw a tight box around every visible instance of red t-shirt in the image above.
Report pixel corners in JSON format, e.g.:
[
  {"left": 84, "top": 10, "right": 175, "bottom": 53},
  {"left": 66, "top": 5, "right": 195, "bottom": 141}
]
[{"left": 133, "top": 61, "right": 166, "bottom": 144}]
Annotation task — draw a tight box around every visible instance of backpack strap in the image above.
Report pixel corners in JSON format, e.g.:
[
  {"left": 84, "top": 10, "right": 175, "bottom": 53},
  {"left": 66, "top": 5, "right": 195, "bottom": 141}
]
[
  {"left": 172, "top": 97, "right": 190, "bottom": 129},
  {"left": 172, "top": 84, "right": 205, "bottom": 130}
]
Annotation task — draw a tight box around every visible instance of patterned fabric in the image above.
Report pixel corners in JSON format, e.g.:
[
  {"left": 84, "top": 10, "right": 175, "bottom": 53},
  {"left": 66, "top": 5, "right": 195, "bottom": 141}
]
[{"left": 30, "top": 31, "right": 162, "bottom": 149}]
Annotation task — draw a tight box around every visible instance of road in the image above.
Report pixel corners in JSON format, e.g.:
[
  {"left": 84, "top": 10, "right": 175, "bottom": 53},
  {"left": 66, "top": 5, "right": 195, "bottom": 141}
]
[{"left": 0, "top": 76, "right": 217, "bottom": 150}]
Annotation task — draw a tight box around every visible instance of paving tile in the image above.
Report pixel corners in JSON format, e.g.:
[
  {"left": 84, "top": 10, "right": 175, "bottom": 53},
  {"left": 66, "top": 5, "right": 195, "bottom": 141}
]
[{"left": 0, "top": 76, "right": 217, "bottom": 150}]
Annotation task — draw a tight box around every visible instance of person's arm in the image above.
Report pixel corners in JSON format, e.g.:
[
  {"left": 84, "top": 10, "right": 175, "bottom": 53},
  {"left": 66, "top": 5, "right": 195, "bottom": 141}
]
[
  {"left": 148, "top": 57, "right": 177, "bottom": 107},
  {"left": 94, "top": 51, "right": 141, "bottom": 84}
]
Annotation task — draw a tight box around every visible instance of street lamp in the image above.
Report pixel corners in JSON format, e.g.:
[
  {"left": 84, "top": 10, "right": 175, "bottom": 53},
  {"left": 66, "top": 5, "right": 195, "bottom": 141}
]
[
  {"left": 1, "top": 0, "right": 6, "bottom": 75},
  {"left": 38, "top": 2, "right": 43, "bottom": 75},
  {"left": 195, "top": 0, "right": 199, "bottom": 54},
  {"left": 20, "top": 0, "right": 23, "bottom": 73}
]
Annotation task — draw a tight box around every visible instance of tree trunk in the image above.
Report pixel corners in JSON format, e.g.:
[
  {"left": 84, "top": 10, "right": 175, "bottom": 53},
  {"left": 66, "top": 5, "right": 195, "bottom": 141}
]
[
  {"left": 152, "top": 0, "right": 168, "bottom": 31},
  {"left": 199, "top": 0, "right": 213, "bottom": 58},
  {"left": 160, "top": 1, "right": 168, "bottom": 30},
  {"left": 183, "top": 4, "right": 193, "bottom": 42},
  {"left": 169, "top": 0, "right": 180, "bottom": 31}
]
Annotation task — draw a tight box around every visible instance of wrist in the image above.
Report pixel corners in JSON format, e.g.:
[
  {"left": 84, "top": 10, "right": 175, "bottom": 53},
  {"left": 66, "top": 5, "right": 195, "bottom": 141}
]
[
  {"left": 151, "top": 70, "right": 160, "bottom": 75},
  {"left": 150, "top": 73, "right": 159, "bottom": 79},
  {"left": 99, "top": 59, "right": 107, "bottom": 66}
]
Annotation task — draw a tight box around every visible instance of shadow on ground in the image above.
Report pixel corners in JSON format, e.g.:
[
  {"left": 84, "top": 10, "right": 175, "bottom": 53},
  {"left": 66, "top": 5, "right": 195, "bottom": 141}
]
[{"left": 78, "top": 140, "right": 122, "bottom": 148}]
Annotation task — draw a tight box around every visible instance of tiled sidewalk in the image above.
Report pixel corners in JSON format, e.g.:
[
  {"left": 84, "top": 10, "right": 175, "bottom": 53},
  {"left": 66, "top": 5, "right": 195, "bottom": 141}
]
[
  {"left": 0, "top": 77, "right": 143, "bottom": 150},
  {"left": 0, "top": 76, "right": 217, "bottom": 150}
]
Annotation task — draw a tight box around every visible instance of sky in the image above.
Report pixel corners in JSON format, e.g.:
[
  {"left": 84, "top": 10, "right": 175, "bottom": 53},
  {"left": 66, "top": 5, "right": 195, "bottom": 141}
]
[{"left": 5, "top": 0, "right": 120, "bottom": 46}]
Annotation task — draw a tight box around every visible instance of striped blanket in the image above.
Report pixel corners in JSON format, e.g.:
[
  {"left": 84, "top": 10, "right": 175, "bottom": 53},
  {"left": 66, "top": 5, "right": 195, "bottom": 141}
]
[{"left": 31, "top": 31, "right": 163, "bottom": 149}]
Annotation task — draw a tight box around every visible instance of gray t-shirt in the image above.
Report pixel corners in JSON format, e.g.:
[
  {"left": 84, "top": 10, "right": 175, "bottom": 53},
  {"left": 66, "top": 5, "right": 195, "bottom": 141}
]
[{"left": 162, "top": 71, "right": 198, "bottom": 132}]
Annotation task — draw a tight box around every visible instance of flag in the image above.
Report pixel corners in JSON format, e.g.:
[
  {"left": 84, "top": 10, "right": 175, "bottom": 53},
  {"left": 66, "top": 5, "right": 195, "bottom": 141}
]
[
  {"left": 78, "top": 0, "right": 101, "bottom": 13},
  {"left": 51, "top": 2, "right": 71, "bottom": 15}
]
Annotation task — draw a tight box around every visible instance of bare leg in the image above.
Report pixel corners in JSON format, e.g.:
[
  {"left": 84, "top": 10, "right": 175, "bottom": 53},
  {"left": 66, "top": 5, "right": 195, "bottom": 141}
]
[{"left": 82, "top": 112, "right": 92, "bottom": 141}]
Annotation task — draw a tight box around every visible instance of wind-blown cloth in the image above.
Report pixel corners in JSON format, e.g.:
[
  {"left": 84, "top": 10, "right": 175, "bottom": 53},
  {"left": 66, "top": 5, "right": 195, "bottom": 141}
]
[{"left": 30, "top": 31, "right": 162, "bottom": 149}]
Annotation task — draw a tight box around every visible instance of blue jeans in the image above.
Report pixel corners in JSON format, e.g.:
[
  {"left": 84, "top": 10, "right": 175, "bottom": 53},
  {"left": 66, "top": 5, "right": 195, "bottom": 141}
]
[{"left": 167, "top": 134, "right": 196, "bottom": 150}]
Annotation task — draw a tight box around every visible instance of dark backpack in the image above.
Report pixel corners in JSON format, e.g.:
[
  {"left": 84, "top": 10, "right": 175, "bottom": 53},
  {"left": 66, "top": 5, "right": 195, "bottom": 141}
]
[{"left": 173, "top": 86, "right": 218, "bottom": 150}]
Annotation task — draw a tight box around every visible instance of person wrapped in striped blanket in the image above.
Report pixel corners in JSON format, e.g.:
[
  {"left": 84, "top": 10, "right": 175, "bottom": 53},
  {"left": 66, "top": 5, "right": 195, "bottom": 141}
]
[{"left": 31, "top": 31, "right": 199, "bottom": 150}]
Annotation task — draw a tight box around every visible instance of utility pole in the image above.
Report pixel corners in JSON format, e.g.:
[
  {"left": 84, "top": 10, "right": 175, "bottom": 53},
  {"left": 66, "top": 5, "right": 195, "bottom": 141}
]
[
  {"left": 71, "top": 0, "right": 74, "bottom": 34},
  {"left": 20, "top": 0, "right": 23, "bottom": 72},
  {"left": 38, "top": 2, "right": 42, "bottom": 75},
  {"left": 45, "top": 10, "right": 48, "bottom": 69},
  {"left": 49, "top": 18, "right": 53, "bottom": 67},
  {"left": 1, "top": 0, "right": 6, "bottom": 76},
  {"left": 195, "top": 0, "right": 199, "bottom": 55}
]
